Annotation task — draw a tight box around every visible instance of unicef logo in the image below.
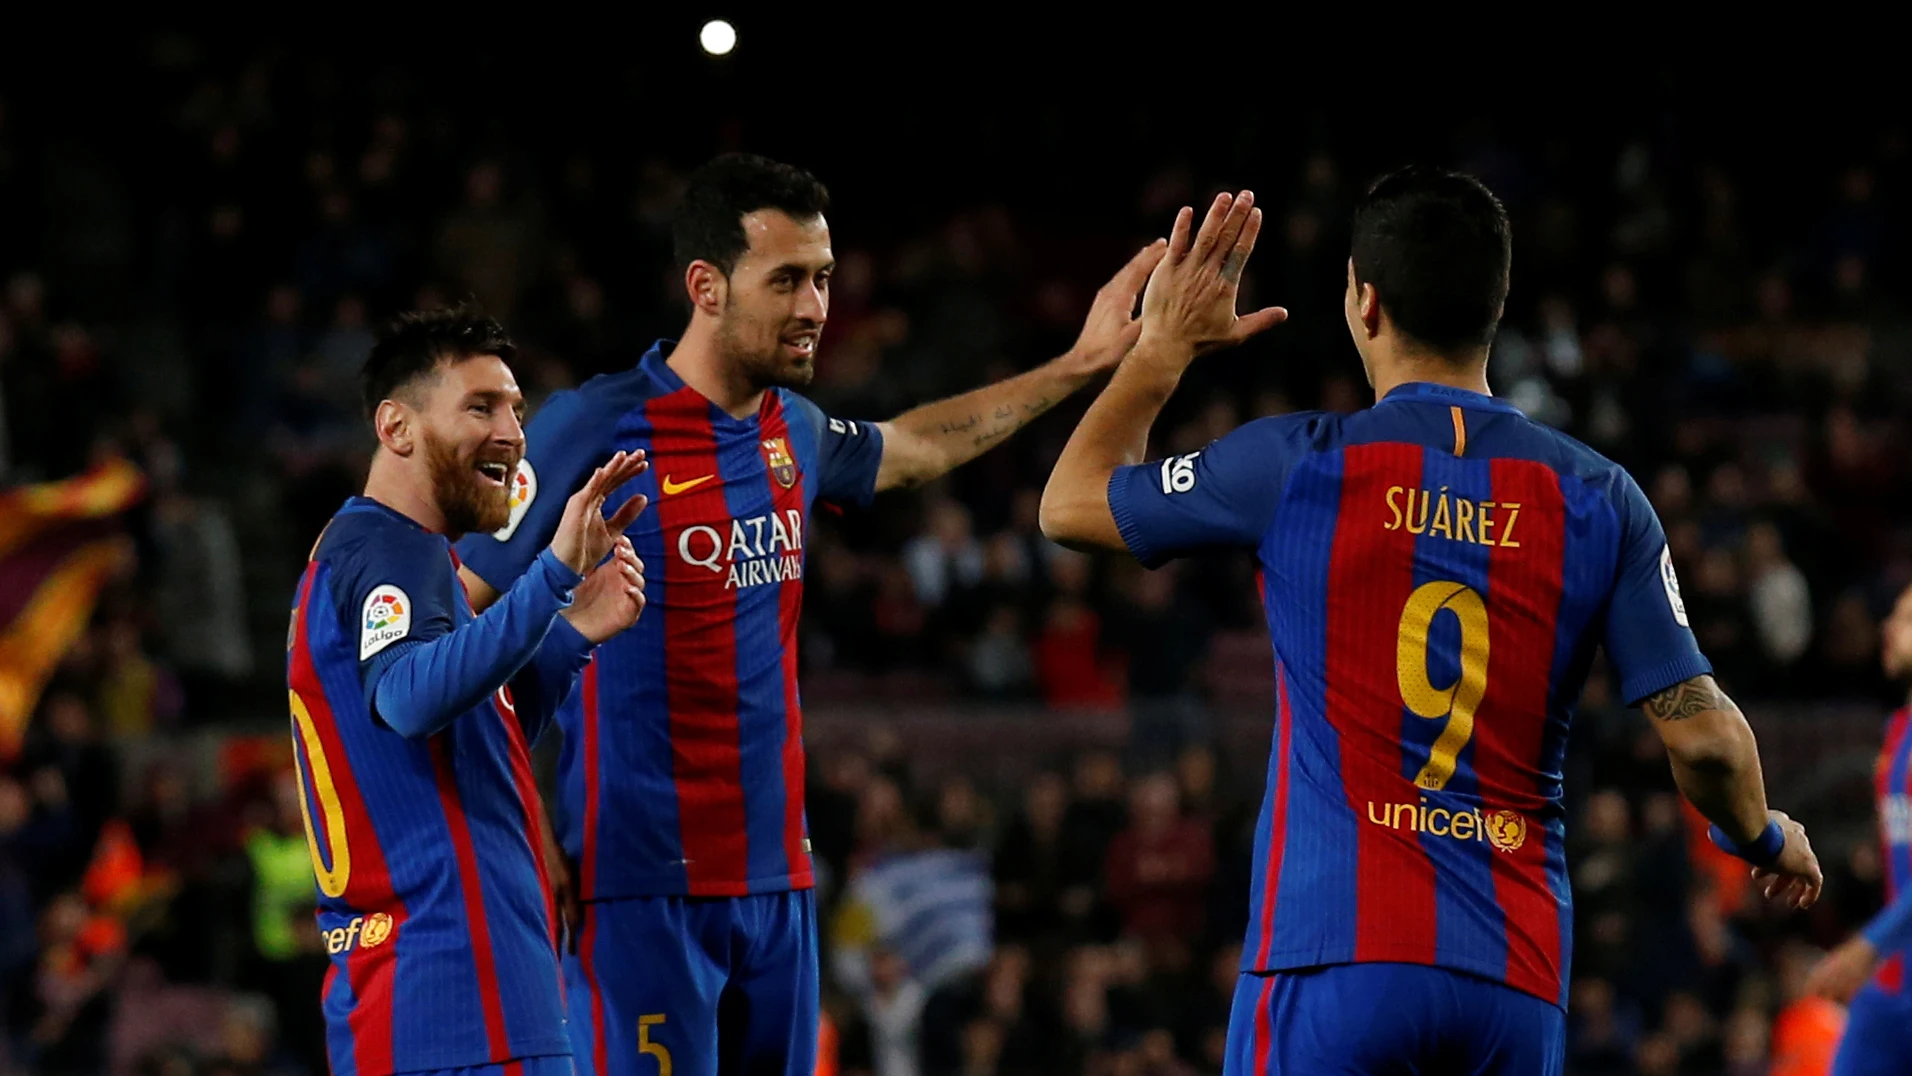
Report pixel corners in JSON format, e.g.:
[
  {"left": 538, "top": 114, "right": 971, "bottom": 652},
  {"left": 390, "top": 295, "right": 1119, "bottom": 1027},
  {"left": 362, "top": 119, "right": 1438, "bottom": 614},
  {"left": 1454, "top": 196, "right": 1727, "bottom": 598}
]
[{"left": 1485, "top": 810, "right": 1528, "bottom": 854}]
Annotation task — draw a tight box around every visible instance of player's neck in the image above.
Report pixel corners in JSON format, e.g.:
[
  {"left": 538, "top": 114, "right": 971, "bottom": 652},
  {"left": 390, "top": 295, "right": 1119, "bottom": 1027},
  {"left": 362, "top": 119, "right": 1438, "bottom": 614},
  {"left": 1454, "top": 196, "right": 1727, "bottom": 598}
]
[
  {"left": 669, "top": 323, "right": 766, "bottom": 420},
  {"left": 1369, "top": 350, "right": 1492, "bottom": 401},
  {"left": 363, "top": 455, "right": 451, "bottom": 535}
]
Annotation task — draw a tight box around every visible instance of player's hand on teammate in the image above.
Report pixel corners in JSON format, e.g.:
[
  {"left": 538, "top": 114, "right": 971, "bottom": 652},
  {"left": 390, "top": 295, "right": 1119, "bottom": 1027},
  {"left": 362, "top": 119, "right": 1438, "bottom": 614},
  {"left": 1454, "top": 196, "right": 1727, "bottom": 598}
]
[
  {"left": 562, "top": 536, "right": 647, "bottom": 644},
  {"left": 1063, "top": 240, "right": 1170, "bottom": 375},
  {"left": 1804, "top": 935, "right": 1878, "bottom": 1003},
  {"left": 550, "top": 450, "right": 649, "bottom": 576},
  {"left": 1751, "top": 809, "right": 1823, "bottom": 911},
  {"left": 1135, "top": 190, "right": 1289, "bottom": 365}
]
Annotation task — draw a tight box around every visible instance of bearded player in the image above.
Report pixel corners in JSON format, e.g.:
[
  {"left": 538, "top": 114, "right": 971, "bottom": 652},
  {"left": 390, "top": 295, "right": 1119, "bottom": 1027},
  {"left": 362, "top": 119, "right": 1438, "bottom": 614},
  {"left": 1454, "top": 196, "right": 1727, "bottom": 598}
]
[
  {"left": 1040, "top": 171, "right": 1824, "bottom": 1073},
  {"left": 287, "top": 307, "right": 647, "bottom": 1076},
  {"left": 454, "top": 154, "right": 1160, "bottom": 1075},
  {"left": 1807, "top": 584, "right": 1912, "bottom": 1076}
]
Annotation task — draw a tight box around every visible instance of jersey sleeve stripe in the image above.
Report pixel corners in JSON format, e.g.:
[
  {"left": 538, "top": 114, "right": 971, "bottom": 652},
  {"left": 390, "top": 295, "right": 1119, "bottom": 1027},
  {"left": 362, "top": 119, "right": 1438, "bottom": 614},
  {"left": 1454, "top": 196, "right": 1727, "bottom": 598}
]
[
  {"left": 652, "top": 388, "right": 751, "bottom": 894},
  {"left": 427, "top": 737, "right": 513, "bottom": 1062},
  {"left": 760, "top": 396, "right": 814, "bottom": 885},
  {"left": 1478, "top": 457, "right": 1569, "bottom": 1003},
  {"left": 1326, "top": 441, "right": 1439, "bottom": 967}
]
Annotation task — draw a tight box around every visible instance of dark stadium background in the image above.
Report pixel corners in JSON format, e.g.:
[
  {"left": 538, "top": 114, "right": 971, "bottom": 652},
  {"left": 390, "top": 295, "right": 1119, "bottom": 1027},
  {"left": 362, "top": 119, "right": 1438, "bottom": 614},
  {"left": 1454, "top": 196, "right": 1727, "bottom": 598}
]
[{"left": 2, "top": 26, "right": 1909, "bottom": 1076}]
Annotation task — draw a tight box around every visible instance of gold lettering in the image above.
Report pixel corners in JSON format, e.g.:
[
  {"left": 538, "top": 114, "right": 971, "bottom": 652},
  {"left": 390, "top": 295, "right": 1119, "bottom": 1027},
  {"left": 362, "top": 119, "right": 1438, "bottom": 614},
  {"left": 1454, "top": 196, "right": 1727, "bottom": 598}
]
[
  {"left": 1477, "top": 502, "right": 1496, "bottom": 545},
  {"left": 1430, "top": 490, "right": 1453, "bottom": 540},
  {"left": 1428, "top": 809, "right": 1451, "bottom": 836},
  {"left": 1368, "top": 801, "right": 1389, "bottom": 825},
  {"left": 1455, "top": 499, "right": 1476, "bottom": 544},
  {"left": 1385, "top": 486, "right": 1405, "bottom": 531},
  {"left": 1391, "top": 803, "right": 1412, "bottom": 829},
  {"left": 1452, "top": 811, "right": 1477, "bottom": 841},
  {"left": 1405, "top": 490, "right": 1430, "bottom": 535},
  {"left": 1498, "top": 504, "right": 1522, "bottom": 548}
]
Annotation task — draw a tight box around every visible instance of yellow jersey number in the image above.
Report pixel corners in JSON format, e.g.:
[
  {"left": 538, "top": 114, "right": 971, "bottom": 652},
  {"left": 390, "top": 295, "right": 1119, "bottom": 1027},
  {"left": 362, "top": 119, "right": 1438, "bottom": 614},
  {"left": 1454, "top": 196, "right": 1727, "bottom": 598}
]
[
  {"left": 289, "top": 689, "right": 351, "bottom": 897},
  {"left": 1395, "top": 581, "right": 1489, "bottom": 791},
  {"left": 639, "top": 1014, "right": 673, "bottom": 1075}
]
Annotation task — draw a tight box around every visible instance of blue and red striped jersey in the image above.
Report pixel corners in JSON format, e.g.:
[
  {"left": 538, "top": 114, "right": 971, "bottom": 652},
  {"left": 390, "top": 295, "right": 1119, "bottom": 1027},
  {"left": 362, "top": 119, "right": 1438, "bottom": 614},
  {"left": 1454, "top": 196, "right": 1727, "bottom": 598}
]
[
  {"left": 456, "top": 342, "right": 884, "bottom": 899},
  {"left": 1107, "top": 382, "right": 1712, "bottom": 1009},
  {"left": 289, "top": 498, "right": 570, "bottom": 1076},
  {"left": 1869, "top": 707, "right": 1912, "bottom": 993}
]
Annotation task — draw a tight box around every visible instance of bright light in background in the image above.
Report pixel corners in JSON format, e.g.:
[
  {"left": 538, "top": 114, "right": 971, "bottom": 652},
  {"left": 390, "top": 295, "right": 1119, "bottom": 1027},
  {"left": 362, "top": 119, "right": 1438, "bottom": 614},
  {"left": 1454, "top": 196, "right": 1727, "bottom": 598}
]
[{"left": 699, "top": 20, "right": 737, "bottom": 56}]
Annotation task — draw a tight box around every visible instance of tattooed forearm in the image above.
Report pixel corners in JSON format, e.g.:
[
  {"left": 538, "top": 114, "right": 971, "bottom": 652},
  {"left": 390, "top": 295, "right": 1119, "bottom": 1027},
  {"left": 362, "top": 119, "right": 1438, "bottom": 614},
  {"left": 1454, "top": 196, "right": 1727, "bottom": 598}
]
[
  {"left": 1642, "top": 675, "right": 1740, "bottom": 722},
  {"left": 939, "top": 414, "right": 981, "bottom": 435}
]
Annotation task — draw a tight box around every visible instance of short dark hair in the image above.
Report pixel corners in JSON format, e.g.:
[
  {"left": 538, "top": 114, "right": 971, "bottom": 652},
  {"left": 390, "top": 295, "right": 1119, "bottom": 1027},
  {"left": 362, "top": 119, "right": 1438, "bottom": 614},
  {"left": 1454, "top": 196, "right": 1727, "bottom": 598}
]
[
  {"left": 1350, "top": 166, "right": 1511, "bottom": 354},
  {"left": 359, "top": 304, "right": 516, "bottom": 419},
  {"left": 672, "top": 153, "right": 830, "bottom": 275}
]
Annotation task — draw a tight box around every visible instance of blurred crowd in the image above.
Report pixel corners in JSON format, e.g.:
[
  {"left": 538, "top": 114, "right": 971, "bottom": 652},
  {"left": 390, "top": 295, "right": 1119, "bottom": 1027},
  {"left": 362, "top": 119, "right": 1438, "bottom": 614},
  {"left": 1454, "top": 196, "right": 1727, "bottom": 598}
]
[{"left": 4, "top": 35, "right": 1912, "bottom": 1076}]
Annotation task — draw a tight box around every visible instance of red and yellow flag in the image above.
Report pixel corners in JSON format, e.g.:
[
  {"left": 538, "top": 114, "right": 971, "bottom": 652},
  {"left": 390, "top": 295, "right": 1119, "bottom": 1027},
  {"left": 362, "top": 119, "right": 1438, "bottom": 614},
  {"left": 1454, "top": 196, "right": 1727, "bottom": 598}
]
[{"left": 0, "top": 458, "right": 145, "bottom": 759}]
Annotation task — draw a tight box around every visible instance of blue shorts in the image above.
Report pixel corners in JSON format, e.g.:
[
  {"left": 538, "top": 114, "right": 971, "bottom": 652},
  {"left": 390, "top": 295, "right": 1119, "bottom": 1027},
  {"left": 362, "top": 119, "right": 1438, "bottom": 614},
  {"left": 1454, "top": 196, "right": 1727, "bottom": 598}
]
[
  {"left": 1223, "top": 964, "right": 1565, "bottom": 1075},
  {"left": 415, "top": 1058, "right": 574, "bottom": 1076},
  {"left": 1833, "top": 984, "right": 1912, "bottom": 1076},
  {"left": 563, "top": 890, "right": 818, "bottom": 1076}
]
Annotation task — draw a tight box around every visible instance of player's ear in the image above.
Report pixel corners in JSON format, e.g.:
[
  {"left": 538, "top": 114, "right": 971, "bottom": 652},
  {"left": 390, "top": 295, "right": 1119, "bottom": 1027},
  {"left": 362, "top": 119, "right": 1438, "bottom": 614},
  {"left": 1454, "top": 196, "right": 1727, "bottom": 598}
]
[
  {"left": 1358, "top": 281, "right": 1383, "bottom": 338},
  {"left": 685, "top": 260, "right": 727, "bottom": 317},
  {"left": 374, "top": 399, "right": 415, "bottom": 457}
]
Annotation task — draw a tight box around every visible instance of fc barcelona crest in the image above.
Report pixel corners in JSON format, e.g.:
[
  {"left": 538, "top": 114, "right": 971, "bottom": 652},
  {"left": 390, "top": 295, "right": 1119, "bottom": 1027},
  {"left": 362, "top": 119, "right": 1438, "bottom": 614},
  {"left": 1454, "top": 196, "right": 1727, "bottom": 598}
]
[{"left": 762, "top": 437, "right": 797, "bottom": 489}]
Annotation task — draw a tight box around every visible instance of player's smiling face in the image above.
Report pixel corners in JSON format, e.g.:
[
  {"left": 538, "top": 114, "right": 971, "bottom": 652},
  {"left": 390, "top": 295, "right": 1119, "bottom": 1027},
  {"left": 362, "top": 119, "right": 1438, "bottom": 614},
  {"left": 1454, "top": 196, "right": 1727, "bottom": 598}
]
[
  {"left": 416, "top": 354, "right": 526, "bottom": 537},
  {"left": 716, "top": 209, "right": 833, "bottom": 390}
]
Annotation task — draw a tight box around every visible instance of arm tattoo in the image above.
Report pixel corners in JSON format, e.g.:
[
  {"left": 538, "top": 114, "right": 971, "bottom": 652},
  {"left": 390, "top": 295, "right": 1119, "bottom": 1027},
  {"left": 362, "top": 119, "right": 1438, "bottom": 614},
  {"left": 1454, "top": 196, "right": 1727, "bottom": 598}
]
[{"left": 1641, "top": 676, "right": 1739, "bottom": 722}]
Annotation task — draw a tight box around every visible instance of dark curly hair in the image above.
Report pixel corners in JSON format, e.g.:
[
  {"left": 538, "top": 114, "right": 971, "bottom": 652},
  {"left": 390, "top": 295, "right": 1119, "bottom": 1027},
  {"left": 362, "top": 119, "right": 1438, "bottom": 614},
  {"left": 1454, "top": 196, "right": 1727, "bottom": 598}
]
[
  {"left": 359, "top": 303, "right": 516, "bottom": 419},
  {"left": 672, "top": 153, "right": 831, "bottom": 275},
  {"left": 1350, "top": 166, "right": 1511, "bottom": 355}
]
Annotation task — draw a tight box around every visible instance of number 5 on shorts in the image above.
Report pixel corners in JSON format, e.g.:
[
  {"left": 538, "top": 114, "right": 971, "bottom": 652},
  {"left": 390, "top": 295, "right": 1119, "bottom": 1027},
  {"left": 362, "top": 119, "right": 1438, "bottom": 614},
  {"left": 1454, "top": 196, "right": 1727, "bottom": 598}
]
[{"left": 639, "top": 1014, "right": 672, "bottom": 1076}]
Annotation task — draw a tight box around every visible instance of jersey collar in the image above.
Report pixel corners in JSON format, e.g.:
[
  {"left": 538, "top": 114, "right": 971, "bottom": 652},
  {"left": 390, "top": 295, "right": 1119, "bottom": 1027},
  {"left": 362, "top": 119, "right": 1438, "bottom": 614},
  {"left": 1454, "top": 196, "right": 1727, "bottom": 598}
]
[
  {"left": 1377, "top": 381, "right": 1522, "bottom": 416},
  {"left": 640, "top": 338, "right": 773, "bottom": 430}
]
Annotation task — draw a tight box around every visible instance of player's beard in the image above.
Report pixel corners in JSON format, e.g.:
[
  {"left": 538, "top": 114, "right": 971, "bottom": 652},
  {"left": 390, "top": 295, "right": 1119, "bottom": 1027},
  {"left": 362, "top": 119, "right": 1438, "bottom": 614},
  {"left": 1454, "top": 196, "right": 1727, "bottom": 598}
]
[
  {"left": 422, "top": 428, "right": 514, "bottom": 537},
  {"left": 716, "top": 305, "right": 816, "bottom": 391}
]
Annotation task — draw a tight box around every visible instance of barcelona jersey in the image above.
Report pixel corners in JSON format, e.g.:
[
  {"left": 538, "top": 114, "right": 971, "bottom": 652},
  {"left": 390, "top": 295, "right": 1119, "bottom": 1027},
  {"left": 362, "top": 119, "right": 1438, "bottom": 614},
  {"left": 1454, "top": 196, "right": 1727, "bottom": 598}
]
[
  {"left": 288, "top": 499, "right": 572, "bottom": 1075},
  {"left": 1870, "top": 707, "right": 1912, "bottom": 993},
  {"left": 1108, "top": 382, "right": 1711, "bottom": 1008},
  {"left": 456, "top": 341, "right": 884, "bottom": 899}
]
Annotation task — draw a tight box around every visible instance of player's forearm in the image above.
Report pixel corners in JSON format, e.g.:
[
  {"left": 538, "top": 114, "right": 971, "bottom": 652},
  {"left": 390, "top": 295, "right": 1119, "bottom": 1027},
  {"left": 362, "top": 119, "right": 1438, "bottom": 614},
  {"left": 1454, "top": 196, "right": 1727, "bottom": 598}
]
[
  {"left": 1641, "top": 676, "right": 1771, "bottom": 843},
  {"left": 512, "top": 617, "right": 595, "bottom": 739},
  {"left": 373, "top": 550, "right": 581, "bottom": 738},
  {"left": 873, "top": 352, "right": 1095, "bottom": 491},
  {"left": 1039, "top": 334, "right": 1189, "bottom": 551}
]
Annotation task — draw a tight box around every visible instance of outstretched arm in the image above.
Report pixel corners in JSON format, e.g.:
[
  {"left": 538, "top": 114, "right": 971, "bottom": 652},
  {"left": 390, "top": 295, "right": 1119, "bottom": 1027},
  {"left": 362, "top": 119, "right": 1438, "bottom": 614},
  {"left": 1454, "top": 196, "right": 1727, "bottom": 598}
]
[
  {"left": 1042, "top": 191, "right": 1286, "bottom": 552},
  {"left": 1640, "top": 675, "right": 1821, "bottom": 908},
  {"left": 870, "top": 244, "right": 1164, "bottom": 493}
]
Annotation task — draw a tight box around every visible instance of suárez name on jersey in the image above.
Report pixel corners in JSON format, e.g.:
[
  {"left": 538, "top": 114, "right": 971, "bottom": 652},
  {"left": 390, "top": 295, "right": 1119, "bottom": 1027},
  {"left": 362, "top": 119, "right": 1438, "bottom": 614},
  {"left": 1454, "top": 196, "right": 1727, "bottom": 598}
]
[{"left": 677, "top": 509, "right": 805, "bottom": 590}]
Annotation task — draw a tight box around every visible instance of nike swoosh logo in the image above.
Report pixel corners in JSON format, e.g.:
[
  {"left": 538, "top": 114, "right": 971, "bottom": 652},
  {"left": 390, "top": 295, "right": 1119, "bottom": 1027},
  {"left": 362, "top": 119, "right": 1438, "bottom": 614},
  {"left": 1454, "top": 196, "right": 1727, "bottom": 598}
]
[{"left": 661, "top": 474, "right": 716, "bottom": 496}]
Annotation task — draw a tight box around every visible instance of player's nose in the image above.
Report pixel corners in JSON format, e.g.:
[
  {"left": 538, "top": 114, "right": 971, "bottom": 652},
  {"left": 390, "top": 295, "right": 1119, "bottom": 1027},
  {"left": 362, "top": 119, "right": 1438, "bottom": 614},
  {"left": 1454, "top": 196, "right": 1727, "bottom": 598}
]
[{"left": 494, "top": 407, "right": 527, "bottom": 449}]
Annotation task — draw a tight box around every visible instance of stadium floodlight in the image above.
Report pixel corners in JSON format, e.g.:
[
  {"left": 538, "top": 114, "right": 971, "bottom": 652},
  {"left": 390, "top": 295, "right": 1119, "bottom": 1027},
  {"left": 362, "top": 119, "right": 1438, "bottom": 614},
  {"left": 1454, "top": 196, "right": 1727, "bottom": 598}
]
[{"left": 700, "top": 19, "right": 737, "bottom": 56}]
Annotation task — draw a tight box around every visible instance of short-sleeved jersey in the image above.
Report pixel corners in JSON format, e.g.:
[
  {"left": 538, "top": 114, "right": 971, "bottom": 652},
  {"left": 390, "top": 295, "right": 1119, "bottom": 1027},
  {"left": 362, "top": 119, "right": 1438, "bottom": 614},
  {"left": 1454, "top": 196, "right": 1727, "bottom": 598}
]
[
  {"left": 456, "top": 341, "right": 883, "bottom": 899},
  {"left": 1873, "top": 707, "right": 1912, "bottom": 994},
  {"left": 289, "top": 498, "right": 568, "bottom": 1076},
  {"left": 1107, "top": 382, "right": 1711, "bottom": 1009}
]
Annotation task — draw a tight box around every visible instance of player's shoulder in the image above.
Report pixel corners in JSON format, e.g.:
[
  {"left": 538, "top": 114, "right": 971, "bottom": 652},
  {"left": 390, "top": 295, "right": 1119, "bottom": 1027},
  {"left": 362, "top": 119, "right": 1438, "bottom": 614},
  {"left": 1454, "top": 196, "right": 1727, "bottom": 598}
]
[
  {"left": 1224, "top": 409, "right": 1352, "bottom": 460},
  {"left": 532, "top": 362, "right": 665, "bottom": 429},
  {"left": 312, "top": 499, "right": 450, "bottom": 585},
  {"left": 1504, "top": 416, "right": 1639, "bottom": 502}
]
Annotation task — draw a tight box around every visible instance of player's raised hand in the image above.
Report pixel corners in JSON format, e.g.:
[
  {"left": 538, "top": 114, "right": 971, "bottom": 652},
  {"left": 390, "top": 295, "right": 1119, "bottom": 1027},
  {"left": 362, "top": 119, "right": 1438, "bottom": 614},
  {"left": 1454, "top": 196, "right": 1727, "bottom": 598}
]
[
  {"left": 561, "top": 536, "right": 647, "bottom": 644},
  {"left": 1138, "top": 190, "right": 1288, "bottom": 363},
  {"left": 549, "top": 450, "right": 649, "bottom": 576},
  {"left": 1065, "top": 240, "right": 1171, "bottom": 375},
  {"left": 1750, "top": 809, "right": 1824, "bottom": 911}
]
